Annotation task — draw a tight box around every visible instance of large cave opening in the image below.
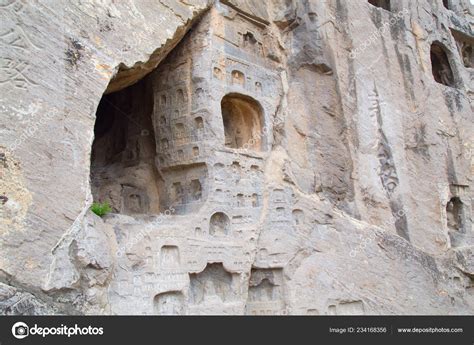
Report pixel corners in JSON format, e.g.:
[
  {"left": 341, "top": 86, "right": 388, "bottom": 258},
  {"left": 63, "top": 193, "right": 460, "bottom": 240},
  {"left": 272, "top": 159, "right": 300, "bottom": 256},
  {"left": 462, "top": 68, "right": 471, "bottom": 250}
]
[
  {"left": 90, "top": 27, "right": 211, "bottom": 217},
  {"left": 90, "top": 76, "right": 161, "bottom": 215}
]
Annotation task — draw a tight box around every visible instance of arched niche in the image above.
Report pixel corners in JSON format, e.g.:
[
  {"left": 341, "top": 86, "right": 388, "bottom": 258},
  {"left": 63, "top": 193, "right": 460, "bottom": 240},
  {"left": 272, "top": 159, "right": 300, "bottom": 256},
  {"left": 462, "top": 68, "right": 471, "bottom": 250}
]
[
  {"left": 221, "top": 93, "right": 264, "bottom": 151},
  {"left": 209, "top": 212, "right": 230, "bottom": 236},
  {"left": 430, "top": 42, "right": 455, "bottom": 87}
]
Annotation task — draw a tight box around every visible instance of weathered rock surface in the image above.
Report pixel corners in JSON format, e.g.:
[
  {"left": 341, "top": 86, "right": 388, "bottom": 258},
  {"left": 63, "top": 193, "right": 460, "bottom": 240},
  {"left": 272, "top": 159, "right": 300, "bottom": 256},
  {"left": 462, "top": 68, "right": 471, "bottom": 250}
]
[
  {"left": 0, "top": 0, "right": 473, "bottom": 315},
  {"left": 0, "top": 282, "right": 56, "bottom": 315}
]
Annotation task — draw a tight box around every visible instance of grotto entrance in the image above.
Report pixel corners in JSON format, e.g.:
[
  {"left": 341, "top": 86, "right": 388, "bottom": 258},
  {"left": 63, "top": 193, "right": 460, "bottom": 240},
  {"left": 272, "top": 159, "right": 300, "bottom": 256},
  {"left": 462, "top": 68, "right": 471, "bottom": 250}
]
[
  {"left": 221, "top": 93, "right": 264, "bottom": 151},
  {"left": 90, "top": 76, "right": 161, "bottom": 215},
  {"left": 430, "top": 43, "right": 455, "bottom": 86}
]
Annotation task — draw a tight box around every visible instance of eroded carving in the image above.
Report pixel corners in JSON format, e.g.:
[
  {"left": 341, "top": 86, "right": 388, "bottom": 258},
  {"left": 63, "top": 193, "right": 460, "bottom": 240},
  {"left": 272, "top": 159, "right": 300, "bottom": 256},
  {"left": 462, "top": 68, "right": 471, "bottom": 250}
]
[
  {"left": 189, "top": 263, "right": 236, "bottom": 305},
  {"left": 245, "top": 268, "right": 286, "bottom": 315},
  {"left": 153, "top": 291, "right": 185, "bottom": 315},
  {"left": 210, "top": 212, "right": 230, "bottom": 236}
]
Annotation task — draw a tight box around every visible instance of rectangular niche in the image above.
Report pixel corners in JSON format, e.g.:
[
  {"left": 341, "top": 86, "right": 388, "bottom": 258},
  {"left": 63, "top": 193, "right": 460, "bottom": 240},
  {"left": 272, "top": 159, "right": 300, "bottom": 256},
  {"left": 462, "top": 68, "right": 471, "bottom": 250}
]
[
  {"left": 245, "top": 268, "right": 286, "bottom": 315},
  {"left": 158, "top": 163, "right": 208, "bottom": 214},
  {"left": 188, "top": 263, "right": 238, "bottom": 306},
  {"left": 446, "top": 184, "right": 470, "bottom": 247},
  {"left": 153, "top": 291, "right": 185, "bottom": 315}
]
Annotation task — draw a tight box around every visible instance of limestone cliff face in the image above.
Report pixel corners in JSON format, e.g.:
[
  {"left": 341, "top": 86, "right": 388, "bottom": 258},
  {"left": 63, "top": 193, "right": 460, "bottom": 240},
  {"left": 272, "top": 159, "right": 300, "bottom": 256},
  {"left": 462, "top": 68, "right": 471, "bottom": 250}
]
[{"left": 0, "top": 0, "right": 473, "bottom": 315}]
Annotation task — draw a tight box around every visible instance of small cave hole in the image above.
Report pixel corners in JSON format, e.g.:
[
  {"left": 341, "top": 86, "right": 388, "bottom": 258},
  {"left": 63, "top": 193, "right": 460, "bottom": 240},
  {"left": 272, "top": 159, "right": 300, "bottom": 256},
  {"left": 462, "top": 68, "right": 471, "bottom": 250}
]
[
  {"left": 430, "top": 42, "right": 455, "bottom": 86},
  {"left": 368, "top": 0, "right": 391, "bottom": 11},
  {"left": 243, "top": 32, "right": 257, "bottom": 45},
  {"left": 446, "top": 197, "right": 463, "bottom": 232}
]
